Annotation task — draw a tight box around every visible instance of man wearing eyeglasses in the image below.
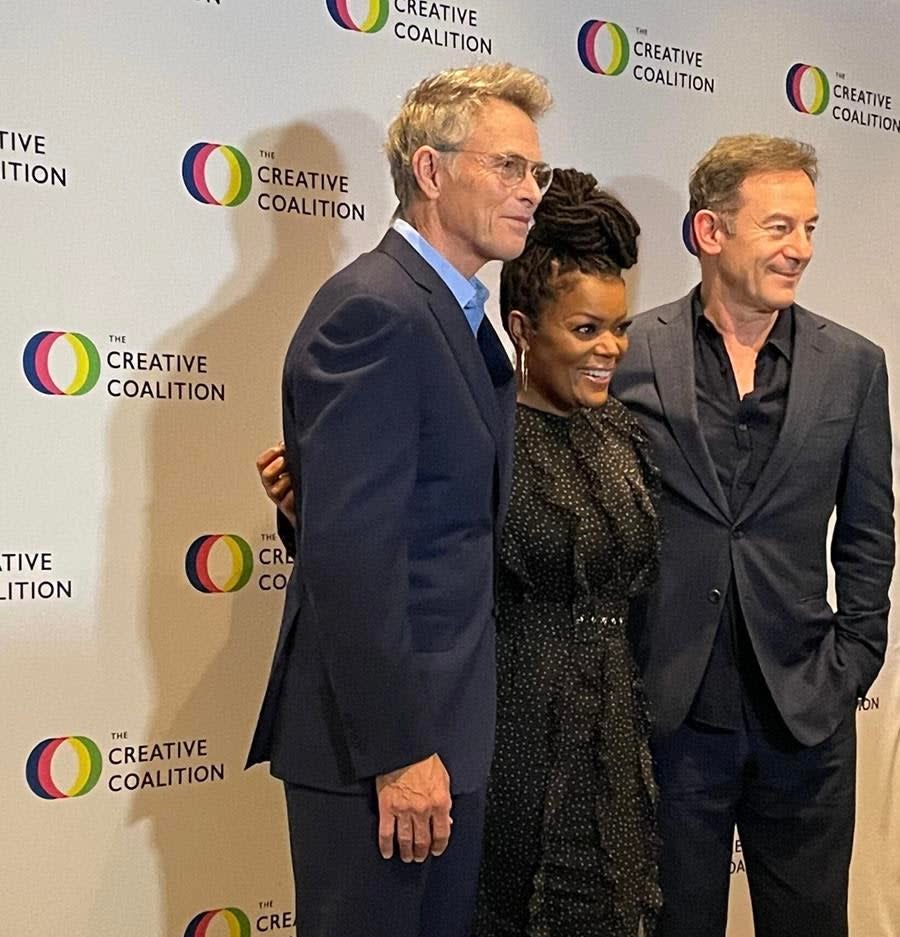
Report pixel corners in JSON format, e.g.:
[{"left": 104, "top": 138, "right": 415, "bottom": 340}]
[{"left": 247, "top": 63, "right": 553, "bottom": 937}]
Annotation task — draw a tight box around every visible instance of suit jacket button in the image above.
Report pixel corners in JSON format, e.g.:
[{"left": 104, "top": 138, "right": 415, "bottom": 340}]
[
  {"left": 707, "top": 588, "right": 722, "bottom": 604},
  {"left": 732, "top": 527, "right": 744, "bottom": 540}
]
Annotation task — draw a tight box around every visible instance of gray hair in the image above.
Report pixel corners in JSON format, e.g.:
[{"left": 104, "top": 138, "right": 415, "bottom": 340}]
[{"left": 386, "top": 63, "right": 552, "bottom": 213}]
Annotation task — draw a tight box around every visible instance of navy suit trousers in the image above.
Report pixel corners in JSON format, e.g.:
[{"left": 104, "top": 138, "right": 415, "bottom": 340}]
[
  {"left": 652, "top": 706, "right": 856, "bottom": 937},
  {"left": 284, "top": 782, "right": 487, "bottom": 937}
]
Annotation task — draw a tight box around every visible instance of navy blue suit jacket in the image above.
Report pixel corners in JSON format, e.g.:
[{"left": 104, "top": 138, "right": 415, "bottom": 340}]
[
  {"left": 613, "top": 291, "right": 894, "bottom": 746},
  {"left": 247, "top": 229, "right": 515, "bottom": 793}
]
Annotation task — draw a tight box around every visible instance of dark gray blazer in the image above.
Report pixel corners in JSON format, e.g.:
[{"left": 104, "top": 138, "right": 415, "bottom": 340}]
[
  {"left": 247, "top": 229, "right": 515, "bottom": 792},
  {"left": 613, "top": 290, "right": 894, "bottom": 745}
]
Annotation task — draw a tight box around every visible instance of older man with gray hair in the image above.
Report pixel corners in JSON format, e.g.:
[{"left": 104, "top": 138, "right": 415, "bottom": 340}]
[{"left": 247, "top": 63, "right": 553, "bottom": 937}]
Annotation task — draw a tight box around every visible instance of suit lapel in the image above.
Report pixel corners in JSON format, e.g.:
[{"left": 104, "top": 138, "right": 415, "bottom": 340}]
[
  {"left": 480, "top": 320, "right": 517, "bottom": 527},
  {"left": 427, "top": 294, "right": 514, "bottom": 458},
  {"left": 649, "top": 296, "right": 732, "bottom": 521},
  {"left": 734, "top": 307, "right": 833, "bottom": 525},
  {"left": 377, "top": 230, "right": 511, "bottom": 452}
]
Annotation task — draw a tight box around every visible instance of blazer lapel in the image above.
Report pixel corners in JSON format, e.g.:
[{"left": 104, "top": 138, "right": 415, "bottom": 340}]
[
  {"left": 426, "top": 293, "right": 507, "bottom": 450},
  {"left": 734, "top": 307, "right": 834, "bottom": 525},
  {"left": 378, "top": 229, "right": 510, "bottom": 452},
  {"left": 649, "top": 297, "right": 732, "bottom": 522}
]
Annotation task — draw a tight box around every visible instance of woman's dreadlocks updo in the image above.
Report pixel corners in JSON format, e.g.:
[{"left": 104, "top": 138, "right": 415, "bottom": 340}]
[{"left": 500, "top": 168, "right": 640, "bottom": 330}]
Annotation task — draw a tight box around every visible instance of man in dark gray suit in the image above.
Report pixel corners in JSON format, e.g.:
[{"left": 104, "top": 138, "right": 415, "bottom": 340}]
[
  {"left": 613, "top": 135, "right": 894, "bottom": 937},
  {"left": 247, "top": 64, "right": 553, "bottom": 937}
]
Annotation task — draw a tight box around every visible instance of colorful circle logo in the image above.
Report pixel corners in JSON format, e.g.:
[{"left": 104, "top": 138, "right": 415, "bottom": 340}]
[
  {"left": 786, "top": 64, "right": 830, "bottom": 115},
  {"left": 578, "top": 20, "right": 630, "bottom": 75},
  {"left": 326, "top": 0, "right": 389, "bottom": 32},
  {"left": 22, "top": 331, "right": 101, "bottom": 395},
  {"left": 26, "top": 736, "right": 103, "bottom": 799},
  {"left": 182, "top": 143, "right": 252, "bottom": 206},
  {"left": 186, "top": 535, "right": 254, "bottom": 593},
  {"left": 682, "top": 211, "right": 698, "bottom": 256},
  {"left": 184, "top": 908, "right": 251, "bottom": 937}
]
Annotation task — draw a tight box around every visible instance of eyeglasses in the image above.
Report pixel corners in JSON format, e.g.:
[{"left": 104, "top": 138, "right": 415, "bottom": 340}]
[{"left": 436, "top": 148, "right": 554, "bottom": 195}]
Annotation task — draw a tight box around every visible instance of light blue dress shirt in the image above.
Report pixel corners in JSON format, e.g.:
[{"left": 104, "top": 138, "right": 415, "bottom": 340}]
[{"left": 391, "top": 218, "right": 489, "bottom": 335}]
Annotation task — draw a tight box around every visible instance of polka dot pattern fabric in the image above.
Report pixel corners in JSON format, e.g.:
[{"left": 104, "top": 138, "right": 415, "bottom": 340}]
[{"left": 474, "top": 399, "right": 663, "bottom": 937}]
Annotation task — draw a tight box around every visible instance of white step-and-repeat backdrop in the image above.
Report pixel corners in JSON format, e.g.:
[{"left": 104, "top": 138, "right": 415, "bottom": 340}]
[{"left": 3, "top": 2, "right": 898, "bottom": 934}]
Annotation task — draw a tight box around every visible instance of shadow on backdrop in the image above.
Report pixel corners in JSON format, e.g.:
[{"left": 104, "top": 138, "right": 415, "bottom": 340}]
[{"left": 96, "top": 113, "right": 388, "bottom": 935}]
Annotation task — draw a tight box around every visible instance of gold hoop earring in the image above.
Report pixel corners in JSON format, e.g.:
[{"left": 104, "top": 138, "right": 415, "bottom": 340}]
[{"left": 519, "top": 348, "right": 529, "bottom": 392}]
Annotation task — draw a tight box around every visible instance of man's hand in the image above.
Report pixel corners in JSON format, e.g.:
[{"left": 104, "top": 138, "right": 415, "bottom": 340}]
[
  {"left": 375, "top": 754, "right": 452, "bottom": 863},
  {"left": 256, "top": 442, "right": 297, "bottom": 526}
]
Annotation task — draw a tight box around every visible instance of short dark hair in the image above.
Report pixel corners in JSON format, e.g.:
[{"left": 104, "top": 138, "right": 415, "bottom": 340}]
[{"left": 689, "top": 134, "right": 818, "bottom": 218}]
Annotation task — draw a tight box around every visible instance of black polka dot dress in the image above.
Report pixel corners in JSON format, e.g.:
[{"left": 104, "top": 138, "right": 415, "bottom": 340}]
[{"left": 474, "top": 399, "right": 663, "bottom": 937}]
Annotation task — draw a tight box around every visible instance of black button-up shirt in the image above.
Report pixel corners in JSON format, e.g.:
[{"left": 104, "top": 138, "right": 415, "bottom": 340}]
[{"left": 689, "top": 289, "right": 794, "bottom": 730}]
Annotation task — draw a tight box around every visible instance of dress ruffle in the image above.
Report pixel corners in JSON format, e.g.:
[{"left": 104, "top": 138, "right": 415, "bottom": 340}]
[
  {"left": 507, "top": 399, "right": 660, "bottom": 601},
  {"left": 526, "top": 606, "right": 662, "bottom": 937},
  {"left": 475, "top": 400, "right": 663, "bottom": 937}
]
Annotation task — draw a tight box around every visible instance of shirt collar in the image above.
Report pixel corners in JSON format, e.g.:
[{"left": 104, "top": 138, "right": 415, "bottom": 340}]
[
  {"left": 691, "top": 285, "right": 794, "bottom": 362},
  {"left": 391, "top": 218, "right": 489, "bottom": 334}
]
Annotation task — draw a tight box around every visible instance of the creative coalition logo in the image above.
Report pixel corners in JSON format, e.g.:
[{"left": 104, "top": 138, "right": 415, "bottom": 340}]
[
  {"left": 324, "top": 0, "right": 493, "bottom": 53},
  {"left": 186, "top": 532, "right": 292, "bottom": 594},
  {"left": 182, "top": 139, "right": 368, "bottom": 222},
  {"left": 22, "top": 331, "right": 102, "bottom": 396},
  {"left": 786, "top": 63, "right": 830, "bottom": 115},
  {"left": 1, "top": 129, "right": 68, "bottom": 188},
  {"left": 22, "top": 333, "right": 227, "bottom": 403},
  {"left": 577, "top": 20, "right": 716, "bottom": 95},
  {"left": 577, "top": 20, "right": 629, "bottom": 75},
  {"left": 182, "top": 142, "right": 252, "bottom": 207},
  {"left": 784, "top": 61, "right": 899, "bottom": 134},
  {"left": 326, "top": 0, "right": 388, "bottom": 32},
  {"left": 1, "top": 550, "right": 74, "bottom": 602},
  {"left": 184, "top": 908, "right": 251, "bottom": 937},
  {"left": 27, "top": 733, "right": 225, "bottom": 797},
  {"left": 189, "top": 903, "right": 296, "bottom": 935},
  {"left": 681, "top": 211, "right": 698, "bottom": 256},
  {"left": 186, "top": 535, "right": 254, "bottom": 593},
  {"left": 26, "top": 736, "right": 103, "bottom": 799}
]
